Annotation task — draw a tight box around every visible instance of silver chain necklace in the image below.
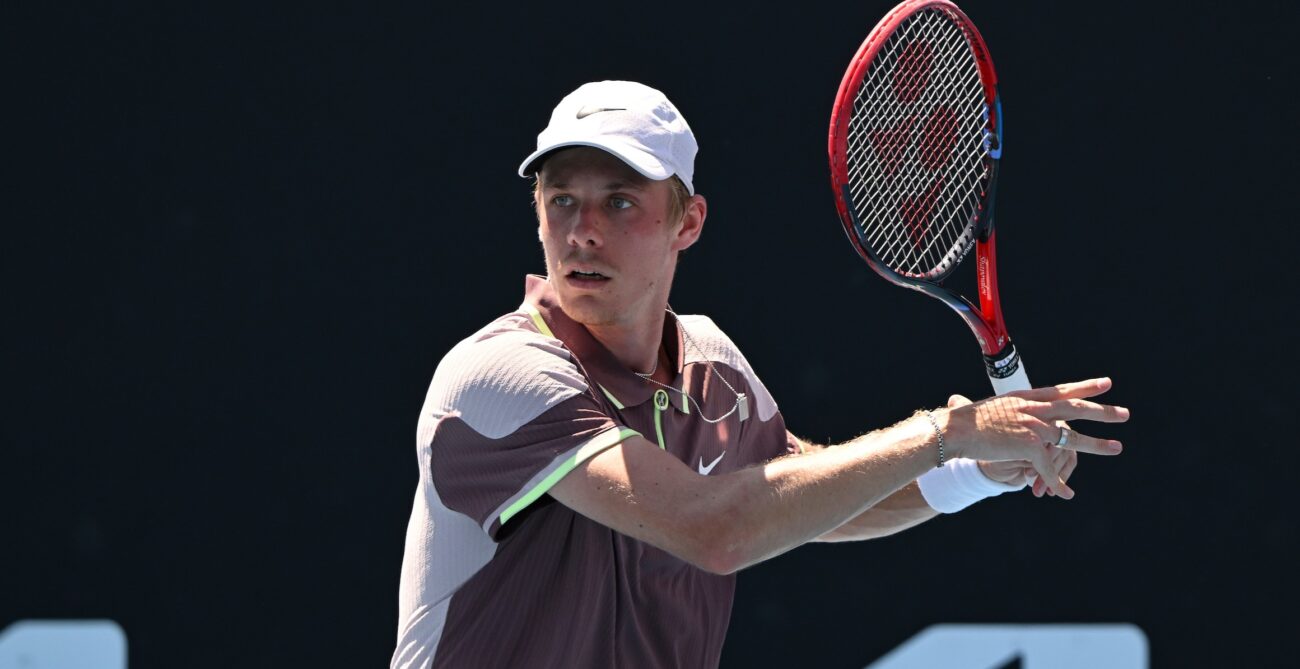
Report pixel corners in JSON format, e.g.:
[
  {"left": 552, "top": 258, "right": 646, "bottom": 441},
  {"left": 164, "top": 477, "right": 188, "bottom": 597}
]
[{"left": 633, "top": 307, "right": 749, "bottom": 424}]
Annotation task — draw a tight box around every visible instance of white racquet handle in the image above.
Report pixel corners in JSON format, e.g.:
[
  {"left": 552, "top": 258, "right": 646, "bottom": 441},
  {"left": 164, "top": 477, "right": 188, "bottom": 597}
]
[{"left": 986, "top": 345, "right": 1031, "bottom": 395}]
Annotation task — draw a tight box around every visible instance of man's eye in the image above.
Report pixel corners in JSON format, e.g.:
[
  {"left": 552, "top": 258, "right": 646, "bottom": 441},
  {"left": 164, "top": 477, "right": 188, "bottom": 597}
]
[
  {"left": 610, "top": 197, "right": 633, "bottom": 210},
  {"left": 552, "top": 195, "right": 574, "bottom": 207}
]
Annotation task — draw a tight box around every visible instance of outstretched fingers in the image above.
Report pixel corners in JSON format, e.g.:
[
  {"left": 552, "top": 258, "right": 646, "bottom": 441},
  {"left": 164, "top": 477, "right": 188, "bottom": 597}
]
[
  {"left": 1057, "top": 428, "right": 1124, "bottom": 456},
  {"left": 1018, "top": 377, "right": 1114, "bottom": 402},
  {"left": 1041, "top": 398, "right": 1130, "bottom": 424},
  {"left": 1026, "top": 417, "right": 1122, "bottom": 457}
]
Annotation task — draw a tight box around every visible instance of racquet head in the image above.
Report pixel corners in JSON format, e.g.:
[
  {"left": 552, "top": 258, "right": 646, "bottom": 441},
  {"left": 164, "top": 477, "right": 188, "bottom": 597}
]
[{"left": 829, "top": 0, "right": 1011, "bottom": 360}]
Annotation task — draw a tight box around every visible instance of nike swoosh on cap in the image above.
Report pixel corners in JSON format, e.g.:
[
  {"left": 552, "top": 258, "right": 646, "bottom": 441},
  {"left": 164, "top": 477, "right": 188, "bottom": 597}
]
[
  {"left": 698, "top": 451, "right": 725, "bottom": 476},
  {"left": 576, "top": 106, "right": 627, "bottom": 119}
]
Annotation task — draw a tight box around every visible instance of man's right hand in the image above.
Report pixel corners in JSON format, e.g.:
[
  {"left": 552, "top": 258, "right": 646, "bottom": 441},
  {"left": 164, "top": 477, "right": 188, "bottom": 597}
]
[{"left": 940, "top": 377, "right": 1129, "bottom": 499}]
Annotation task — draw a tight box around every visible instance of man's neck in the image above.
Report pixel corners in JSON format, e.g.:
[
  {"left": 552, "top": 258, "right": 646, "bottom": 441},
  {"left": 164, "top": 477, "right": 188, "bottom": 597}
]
[{"left": 584, "top": 310, "right": 674, "bottom": 385}]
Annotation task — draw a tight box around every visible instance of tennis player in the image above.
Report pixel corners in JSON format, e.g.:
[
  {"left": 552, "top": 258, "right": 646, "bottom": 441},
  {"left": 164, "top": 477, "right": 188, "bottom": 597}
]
[{"left": 391, "top": 80, "right": 1128, "bottom": 668}]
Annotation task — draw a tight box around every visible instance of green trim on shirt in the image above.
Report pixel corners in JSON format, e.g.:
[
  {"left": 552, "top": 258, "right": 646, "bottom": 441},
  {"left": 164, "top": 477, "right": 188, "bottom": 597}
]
[
  {"left": 524, "top": 304, "right": 555, "bottom": 338},
  {"left": 598, "top": 384, "right": 626, "bottom": 410},
  {"left": 499, "top": 426, "right": 641, "bottom": 526}
]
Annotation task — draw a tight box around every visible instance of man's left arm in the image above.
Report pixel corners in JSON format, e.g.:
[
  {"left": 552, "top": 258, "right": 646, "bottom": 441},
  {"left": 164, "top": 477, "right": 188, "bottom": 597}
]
[
  {"left": 813, "top": 476, "right": 937, "bottom": 542},
  {"left": 802, "top": 440, "right": 1036, "bottom": 541},
  {"left": 794, "top": 392, "right": 1059, "bottom": 543},
  {"left": 810, "top": 459, "right": 1030, "bottom": 542}
]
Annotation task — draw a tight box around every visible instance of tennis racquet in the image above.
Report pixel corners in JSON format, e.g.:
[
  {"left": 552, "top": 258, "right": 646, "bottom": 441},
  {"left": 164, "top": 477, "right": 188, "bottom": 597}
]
[{"left": 828, "top": 0, "right": 1030, "bottom": 396}]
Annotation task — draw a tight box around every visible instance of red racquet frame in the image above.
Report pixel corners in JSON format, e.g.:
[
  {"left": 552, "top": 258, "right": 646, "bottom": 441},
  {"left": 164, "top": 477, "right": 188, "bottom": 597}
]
[{"left": 828, "top": 0, "right": 1026, "bottom": 391}]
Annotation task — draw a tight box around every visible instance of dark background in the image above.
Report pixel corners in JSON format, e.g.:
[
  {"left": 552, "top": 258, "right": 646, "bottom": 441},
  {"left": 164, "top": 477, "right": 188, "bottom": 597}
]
[{"left": 6, "top": 0, "right": 1297, "bottom": 667}]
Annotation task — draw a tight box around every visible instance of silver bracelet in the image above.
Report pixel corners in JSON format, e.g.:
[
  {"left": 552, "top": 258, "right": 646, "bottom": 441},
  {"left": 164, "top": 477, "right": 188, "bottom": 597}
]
[{"left": 923, "top": 410, "right": 945, "bottom": 468}]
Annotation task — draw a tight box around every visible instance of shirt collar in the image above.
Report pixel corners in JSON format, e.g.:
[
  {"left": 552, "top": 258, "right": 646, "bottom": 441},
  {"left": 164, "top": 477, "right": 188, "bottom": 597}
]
[{"left": 523, "top": 274, "right": 686, "bottom": 410}]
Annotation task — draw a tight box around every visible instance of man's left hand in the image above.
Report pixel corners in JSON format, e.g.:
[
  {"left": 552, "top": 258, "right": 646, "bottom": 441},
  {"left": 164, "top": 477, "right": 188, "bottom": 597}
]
[{"left": 948, "top": 393, "right": 1077, "bottom": 498}]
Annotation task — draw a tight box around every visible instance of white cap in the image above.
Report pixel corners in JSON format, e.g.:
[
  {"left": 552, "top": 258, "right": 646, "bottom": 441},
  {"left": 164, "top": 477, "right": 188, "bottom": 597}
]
[{"left": 517, "top": 81, "right": 698, "bottom": 195}]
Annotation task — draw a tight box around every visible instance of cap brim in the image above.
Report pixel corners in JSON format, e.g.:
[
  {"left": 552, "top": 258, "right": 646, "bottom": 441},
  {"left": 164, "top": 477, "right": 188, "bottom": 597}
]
[{"left": 517, "top": 139, "right": 673, "bottom": 183}]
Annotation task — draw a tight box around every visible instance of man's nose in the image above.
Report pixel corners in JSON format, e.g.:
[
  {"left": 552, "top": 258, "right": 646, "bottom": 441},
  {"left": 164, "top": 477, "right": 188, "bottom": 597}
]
[{"left": 568, "top": 204, "right": 603, "bottom": 247}]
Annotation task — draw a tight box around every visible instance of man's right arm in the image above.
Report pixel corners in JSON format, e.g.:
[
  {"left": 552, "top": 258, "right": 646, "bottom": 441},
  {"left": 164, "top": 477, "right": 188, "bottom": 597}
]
[
  {"left": 549, "top": 412, "right": 939, "bottom": 575},
  {"left": 547, "top": 378, "right": 1128, "bottom": 575}
]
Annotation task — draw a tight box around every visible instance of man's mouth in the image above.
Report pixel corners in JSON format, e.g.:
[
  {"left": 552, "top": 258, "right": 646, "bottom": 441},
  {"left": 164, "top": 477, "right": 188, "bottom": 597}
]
[{"left": 567, "top": 269, "right": 609, "bottom": 280}]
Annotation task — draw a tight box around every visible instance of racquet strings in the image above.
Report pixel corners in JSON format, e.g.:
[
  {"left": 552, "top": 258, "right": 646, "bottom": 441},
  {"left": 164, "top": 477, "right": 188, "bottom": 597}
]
[{"left": 844, "top": 7, "right": 991, "bottom": 281}]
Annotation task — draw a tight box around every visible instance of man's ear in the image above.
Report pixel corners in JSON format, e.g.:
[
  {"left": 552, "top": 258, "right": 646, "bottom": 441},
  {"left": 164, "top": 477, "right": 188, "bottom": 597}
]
[{"left": 671, "top": 194, "right": 707, "bottom": 252}]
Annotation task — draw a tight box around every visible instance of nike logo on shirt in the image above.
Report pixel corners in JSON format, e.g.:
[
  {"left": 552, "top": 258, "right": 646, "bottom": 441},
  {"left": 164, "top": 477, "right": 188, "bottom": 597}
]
[{"left": 698, "top": 451, "right": 725, "bottom": 476}]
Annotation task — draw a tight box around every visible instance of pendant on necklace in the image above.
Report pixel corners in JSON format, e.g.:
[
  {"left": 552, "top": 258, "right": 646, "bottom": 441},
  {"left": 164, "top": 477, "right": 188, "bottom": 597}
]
[{"left": 737, "top": 393, "right": 749, "bottom": 422}]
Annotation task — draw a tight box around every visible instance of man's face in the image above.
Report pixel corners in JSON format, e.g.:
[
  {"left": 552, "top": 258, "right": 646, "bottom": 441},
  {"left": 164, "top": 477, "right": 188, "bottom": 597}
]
[{"left": 536, "top": 147, "right": 695, "bottom": 329}]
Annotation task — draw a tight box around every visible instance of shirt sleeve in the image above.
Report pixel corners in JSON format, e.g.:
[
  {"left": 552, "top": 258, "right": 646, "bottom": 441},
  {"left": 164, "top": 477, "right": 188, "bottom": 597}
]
[{"left": 421, "top": 327, "right": 639, "bottom": 539}]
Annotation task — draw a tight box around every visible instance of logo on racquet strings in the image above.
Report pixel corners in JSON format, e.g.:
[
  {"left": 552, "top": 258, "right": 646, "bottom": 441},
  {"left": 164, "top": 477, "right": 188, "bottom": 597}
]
[
  {"left": 892, "top": 40, "right": 933, "bottom": 103},
  {"left": 873, "top": 39, "right": 960, "bottom": 253}
]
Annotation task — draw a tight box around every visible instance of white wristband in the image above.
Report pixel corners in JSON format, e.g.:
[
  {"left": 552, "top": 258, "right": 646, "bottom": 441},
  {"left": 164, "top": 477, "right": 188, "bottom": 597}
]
[{"left": 917, "top": 457, "right": 1025, "bottom": 513}]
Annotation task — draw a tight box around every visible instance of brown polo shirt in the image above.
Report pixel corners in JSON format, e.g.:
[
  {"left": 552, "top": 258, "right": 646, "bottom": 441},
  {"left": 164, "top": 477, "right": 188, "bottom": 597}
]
[{"left": 392, "top": 275, "right": 799, "bottom": 669}]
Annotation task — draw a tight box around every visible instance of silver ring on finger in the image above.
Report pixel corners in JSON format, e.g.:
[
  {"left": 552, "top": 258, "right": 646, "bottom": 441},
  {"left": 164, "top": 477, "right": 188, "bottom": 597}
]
[{"left": 1056, "top": 426, "right": 1070, "bottom": 447}]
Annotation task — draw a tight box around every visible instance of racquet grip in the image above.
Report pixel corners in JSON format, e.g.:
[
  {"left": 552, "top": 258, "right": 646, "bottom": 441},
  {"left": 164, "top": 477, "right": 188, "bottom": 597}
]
[{"left": 985, "top": 345, "right": 1031, "bottom": 395}]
